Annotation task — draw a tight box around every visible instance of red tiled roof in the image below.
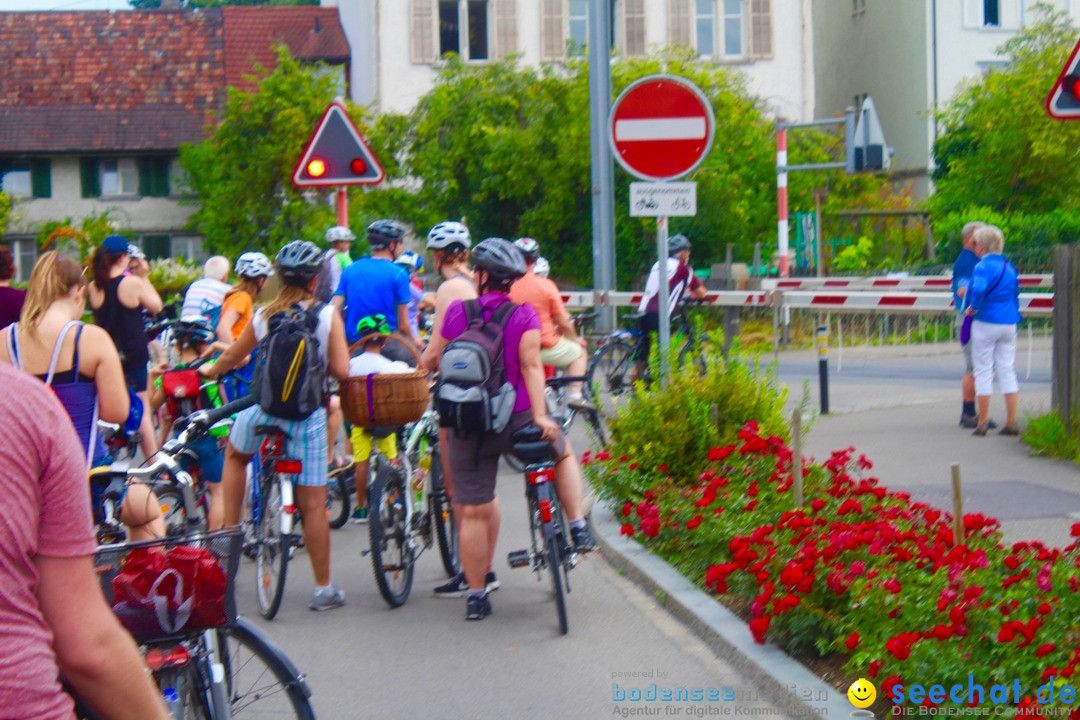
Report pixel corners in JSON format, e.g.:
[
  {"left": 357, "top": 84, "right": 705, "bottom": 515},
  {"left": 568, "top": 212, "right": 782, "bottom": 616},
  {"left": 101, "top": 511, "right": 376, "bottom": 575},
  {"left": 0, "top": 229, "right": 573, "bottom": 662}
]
[
  {"left": 0, "top": 10, "right": 225, "bottom": 153},
  {"left": 222, "top": 6, "right": 349, "bottom": 92},
  {"left": 0, "top": 6, "right": 349, "bottom": 154}
]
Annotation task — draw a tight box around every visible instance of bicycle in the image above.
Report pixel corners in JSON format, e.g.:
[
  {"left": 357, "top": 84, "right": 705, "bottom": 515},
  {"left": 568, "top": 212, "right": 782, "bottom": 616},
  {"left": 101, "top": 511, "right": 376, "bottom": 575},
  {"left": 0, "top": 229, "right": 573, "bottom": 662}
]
[
  {"left": 505, "top": 424, "right": 577, "bottom": 635},
  {"left": 78, "top": 396, "right": 316, "bottom": 718},
  {"left": 364, "top": 405, "right": 460, "bottom": 607},
  {"left": 503, "top": 372, "right": 607, "bottom": 474}
]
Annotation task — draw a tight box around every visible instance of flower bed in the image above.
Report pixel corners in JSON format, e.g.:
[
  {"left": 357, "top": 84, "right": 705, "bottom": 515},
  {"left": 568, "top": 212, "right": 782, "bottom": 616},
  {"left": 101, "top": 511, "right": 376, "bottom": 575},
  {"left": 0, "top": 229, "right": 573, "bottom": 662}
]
[{"left": 587, "top": 420, "right": 1080, "bottom": 717}]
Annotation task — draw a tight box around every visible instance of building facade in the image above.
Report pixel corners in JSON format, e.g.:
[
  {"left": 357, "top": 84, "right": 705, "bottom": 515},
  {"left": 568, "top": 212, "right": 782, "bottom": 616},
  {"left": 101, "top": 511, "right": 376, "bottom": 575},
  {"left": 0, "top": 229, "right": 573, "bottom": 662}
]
[{"left": 324, "top": 0, "right": 815, "bottom": 124}]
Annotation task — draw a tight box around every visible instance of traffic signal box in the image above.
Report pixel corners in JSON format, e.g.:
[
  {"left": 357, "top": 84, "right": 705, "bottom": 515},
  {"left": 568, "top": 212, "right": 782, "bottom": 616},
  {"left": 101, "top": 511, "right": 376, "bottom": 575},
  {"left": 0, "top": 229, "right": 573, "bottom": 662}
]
[{"left": 292, "top": 102, "right": 384, "bottom": 187}]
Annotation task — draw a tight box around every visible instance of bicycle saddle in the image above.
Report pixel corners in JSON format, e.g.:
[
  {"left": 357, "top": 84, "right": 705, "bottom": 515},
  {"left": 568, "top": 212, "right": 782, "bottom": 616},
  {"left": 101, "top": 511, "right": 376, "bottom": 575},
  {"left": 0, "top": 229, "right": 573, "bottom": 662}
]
[{"left": 510, "top": 425, "right": 553, "bottom": 463}]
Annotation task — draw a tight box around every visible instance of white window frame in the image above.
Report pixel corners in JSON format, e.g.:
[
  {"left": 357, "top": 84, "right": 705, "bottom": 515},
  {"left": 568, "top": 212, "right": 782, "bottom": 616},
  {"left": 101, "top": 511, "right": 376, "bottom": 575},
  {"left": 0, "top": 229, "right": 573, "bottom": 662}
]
[
  {"left": 1, "top": 162, "right": 31, "bottom": 198},
  {"left": 100, "top": 158, "right": 138, "bottom": 197},
  {"left": 438, "top": 0, "right": 492, "bottom": 62},
  {"left": 693, "top": 0, "right": 745, "bottom": 61}
]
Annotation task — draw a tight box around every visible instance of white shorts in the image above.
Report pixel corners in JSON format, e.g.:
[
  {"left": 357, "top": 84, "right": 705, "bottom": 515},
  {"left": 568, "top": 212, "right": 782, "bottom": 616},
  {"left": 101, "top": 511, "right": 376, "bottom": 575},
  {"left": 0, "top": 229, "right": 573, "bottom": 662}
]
[
  {"left": 539, "top": 336, "right": 583, "bottom": 368},
  {"left": 970, "top": 320, "right": 1018, "bottom": 397}
]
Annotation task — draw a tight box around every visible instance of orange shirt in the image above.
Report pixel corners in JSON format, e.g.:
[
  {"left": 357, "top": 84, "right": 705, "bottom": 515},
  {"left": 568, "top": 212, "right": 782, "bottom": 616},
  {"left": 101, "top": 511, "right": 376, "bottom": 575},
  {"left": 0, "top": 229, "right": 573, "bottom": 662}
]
[
  {"left": 509, "top": 271, "right": 566, "bottom": 349},
  {"left": 221, "top": 290, "right": 254, "bottom": 341}
]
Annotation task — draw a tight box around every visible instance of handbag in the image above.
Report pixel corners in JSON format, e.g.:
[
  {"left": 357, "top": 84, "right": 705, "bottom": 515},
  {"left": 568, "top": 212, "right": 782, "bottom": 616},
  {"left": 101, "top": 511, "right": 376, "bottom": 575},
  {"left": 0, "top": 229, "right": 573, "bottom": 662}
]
[{"left": 960, "top": 260, "right": 1009, "bottom": 346}]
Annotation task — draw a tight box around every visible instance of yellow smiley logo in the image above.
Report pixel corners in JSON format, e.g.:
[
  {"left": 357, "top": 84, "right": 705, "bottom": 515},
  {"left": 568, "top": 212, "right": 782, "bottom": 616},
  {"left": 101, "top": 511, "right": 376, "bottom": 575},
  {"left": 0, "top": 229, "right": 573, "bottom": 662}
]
[{"left": 847, "top": 678, "right": 877, "bottom": 709}]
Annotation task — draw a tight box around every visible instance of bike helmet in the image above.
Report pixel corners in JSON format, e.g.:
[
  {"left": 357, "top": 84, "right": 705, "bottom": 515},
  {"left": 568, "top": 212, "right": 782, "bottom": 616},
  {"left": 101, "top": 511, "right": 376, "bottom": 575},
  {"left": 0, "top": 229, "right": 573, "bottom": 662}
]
[
  {"left": 425, "top": 221, "right": 471, "bottom": 252},
  {"left": 367, "top": 219, "right": 406, "bottom": 248},
  {"left": 234, "top": 251, "right": 274, "bottom": 278},
  {"left": 513, "top": 237, "right": 540, "bottom": 262},
  {"left": 275, "top": 240, "right": 324, "bottom": 285},
  {"left": 325, "top": 225, "right": 355, "bottom": 244},
  {"left": 471, "top": 237, "right": 526, "bottom": 282},
  {"left": 534, "top": 256, "right": 550, "bottom": 278},
  {"left": 356, "top": 313, "right": 391, "bottom": 337},
  {"left": 394, "top": 250, "right": 423, "bottom": 273},
  {"left": 173, "top": 316, "right": 216, "bottom": 348},
  {"left": 668, "top": 234, "right": 691, "bottom": 256}
]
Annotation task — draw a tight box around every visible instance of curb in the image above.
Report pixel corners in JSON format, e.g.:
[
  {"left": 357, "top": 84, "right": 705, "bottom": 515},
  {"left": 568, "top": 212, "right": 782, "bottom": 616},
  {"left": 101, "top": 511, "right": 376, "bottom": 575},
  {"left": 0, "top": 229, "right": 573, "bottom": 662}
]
[{"left": 593, "top": 499, "right": 857, "bottom": 719}]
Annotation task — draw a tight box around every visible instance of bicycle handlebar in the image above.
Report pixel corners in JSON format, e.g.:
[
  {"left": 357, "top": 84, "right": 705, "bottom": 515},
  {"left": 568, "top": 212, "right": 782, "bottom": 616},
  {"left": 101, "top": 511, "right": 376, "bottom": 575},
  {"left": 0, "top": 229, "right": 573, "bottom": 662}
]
[{"left": 174, "top": 395, "right": 255, "bottom": 436}]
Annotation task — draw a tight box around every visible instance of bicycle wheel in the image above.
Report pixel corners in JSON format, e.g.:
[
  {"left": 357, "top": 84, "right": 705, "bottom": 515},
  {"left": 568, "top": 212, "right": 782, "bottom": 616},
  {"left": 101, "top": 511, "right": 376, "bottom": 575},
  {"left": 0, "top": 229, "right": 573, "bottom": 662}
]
[
  {"left": 588, "top": 339, "right": 637, "bottom": 397},
  {"left": 368, "top": 456, "right": 415, "bottom": 607},
  {"left": 428, "top": 444, "right": 460, "bottom": 577},
  {"left": 326, "top": 466, "right": 351, "bottom": 530},
  {"left": 152, "top": 485, "right": 189, "bottom": 536},
  {"left": 255, "top": 475, "right": 289, "bottom": 620},
  {"left": 677, "top": 336, "right": 707, "bottom": 376},
  {"left": 218, "top": 617, "right": 316, "bottom": 719},
  {"left": 537, "top": 485, "right": 569, "bottom": 635}
]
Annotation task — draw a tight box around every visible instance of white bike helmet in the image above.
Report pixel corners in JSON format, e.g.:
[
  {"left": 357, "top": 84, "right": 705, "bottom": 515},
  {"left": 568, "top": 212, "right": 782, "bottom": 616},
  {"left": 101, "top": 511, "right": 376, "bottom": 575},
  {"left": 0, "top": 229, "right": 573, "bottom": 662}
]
[
  {"left": 234, "top": 251, "right": 274, "bottom": 278},
  {"left": 325, "top": 226, "right": 355, "bottom": 244},
  {"left": 534, "top": 256, "right": 550, "bottom": 278},
  {"left": 426, "top": 221, "right": 471, "bottom": 252},
  {"left": 513, "top": 237, "right": 540, "bottom": 262}
]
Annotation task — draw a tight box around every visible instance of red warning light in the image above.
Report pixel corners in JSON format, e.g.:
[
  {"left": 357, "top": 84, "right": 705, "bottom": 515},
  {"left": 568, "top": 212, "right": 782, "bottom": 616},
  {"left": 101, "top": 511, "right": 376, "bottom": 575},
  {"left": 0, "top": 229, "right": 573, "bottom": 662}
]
[
  {"left": 307, "top": 158, "right": 327, "bottom": 178},
  {"left": 350, "top": 158, "right": 367, "bottom": 175}
]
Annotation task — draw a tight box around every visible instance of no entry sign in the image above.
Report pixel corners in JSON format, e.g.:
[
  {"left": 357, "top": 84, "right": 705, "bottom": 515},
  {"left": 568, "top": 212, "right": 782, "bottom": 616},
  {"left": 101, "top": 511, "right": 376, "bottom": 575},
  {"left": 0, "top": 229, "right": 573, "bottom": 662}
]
[{"left": 609, "top": 75, "right": 715, "bottom": 181}]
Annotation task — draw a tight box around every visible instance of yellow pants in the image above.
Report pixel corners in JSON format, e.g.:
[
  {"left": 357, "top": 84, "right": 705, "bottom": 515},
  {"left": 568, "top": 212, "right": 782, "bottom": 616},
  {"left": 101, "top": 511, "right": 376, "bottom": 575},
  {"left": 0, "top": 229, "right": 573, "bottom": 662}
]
[{"left": 349, "top": 426, "right": 398, "bottom": 461}]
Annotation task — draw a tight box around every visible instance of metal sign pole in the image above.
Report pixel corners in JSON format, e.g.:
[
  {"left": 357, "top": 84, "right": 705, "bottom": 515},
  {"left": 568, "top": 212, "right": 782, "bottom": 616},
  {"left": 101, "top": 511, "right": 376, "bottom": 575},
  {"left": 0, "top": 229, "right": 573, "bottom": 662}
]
[{"left": 656, "top": 216, "right": 671, "bottom": 384}]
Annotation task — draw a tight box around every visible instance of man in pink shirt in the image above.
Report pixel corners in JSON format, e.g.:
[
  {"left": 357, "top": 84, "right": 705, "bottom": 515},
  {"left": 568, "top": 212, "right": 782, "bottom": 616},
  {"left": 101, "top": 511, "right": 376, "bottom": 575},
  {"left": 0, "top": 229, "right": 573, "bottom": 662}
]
[
  {"left": 508, "top": 238, "right": 591, "bottom": 406},
  {"left": 0, "top": 362, "right": 168, "bottom": 719}
]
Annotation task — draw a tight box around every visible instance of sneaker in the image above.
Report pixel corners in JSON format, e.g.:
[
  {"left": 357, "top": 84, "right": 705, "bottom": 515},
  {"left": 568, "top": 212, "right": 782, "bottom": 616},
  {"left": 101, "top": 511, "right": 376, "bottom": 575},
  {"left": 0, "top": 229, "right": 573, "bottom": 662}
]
[
  {"left": 465, "top": 593, "right": 492, "bottom": 621},
  {"left": 959, "top": 414, "right": 978, "bottom": 429},
  {"left": 309, "top": 584, "right": 346, "bottom": 612},
  {"left": 434, "top": 572, "right": 499, "bottom": 598},
  {"left": 567, "top": 395, "right": 597, "bottom": 412},
  {"left": 350, "top": 507, "right": 368, "bottom": 524},
  {"left": 570, "top": 525, "right": 596, "bottom": 553}
]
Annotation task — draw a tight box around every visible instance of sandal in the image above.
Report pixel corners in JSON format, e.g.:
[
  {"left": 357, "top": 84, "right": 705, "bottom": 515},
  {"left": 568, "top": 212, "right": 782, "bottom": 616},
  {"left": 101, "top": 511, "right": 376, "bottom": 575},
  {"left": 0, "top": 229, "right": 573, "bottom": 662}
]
[
  {"left": 972, "top": 423, "right": 990, "bottom": 437},
  {"left": 998, "top": 425, "right": 1021, "bottom": 436}
]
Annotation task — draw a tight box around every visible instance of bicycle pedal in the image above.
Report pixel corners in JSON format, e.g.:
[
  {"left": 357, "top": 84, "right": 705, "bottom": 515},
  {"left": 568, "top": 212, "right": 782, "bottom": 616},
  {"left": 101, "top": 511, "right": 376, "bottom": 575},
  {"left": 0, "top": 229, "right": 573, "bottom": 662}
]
[{"left": 507, "top": 549, "right": 531, "bottom": 568}]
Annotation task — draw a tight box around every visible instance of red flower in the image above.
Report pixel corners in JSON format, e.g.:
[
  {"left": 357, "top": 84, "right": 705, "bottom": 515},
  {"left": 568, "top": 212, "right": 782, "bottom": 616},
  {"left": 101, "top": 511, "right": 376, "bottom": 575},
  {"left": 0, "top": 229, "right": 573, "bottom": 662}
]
[
  {"left": 686, "top": 515, "right": 702, "bottom": 530},
  {"left": 846, "top": 632, "right": 860, "bottom": 651},
  {"left": 868, "top": 660, "right": 881, "bottom": 678},
  {"left": 708, "top": 445, "right": 735, "bottom": 462},
  {"left": 1005, "top": 555, "right": 1021, "bottom": 570},
  {"left": 1037, "top": 602, "right": 1052, "bottom": 615},
  {"left": 640, "top": 515, "right": 660, "bottom": 538},
  {"left": 1070, "top": 522, "right": 1080, "bottom": 538},
  {"left": 1036, "top": 643, "right": 1057, "bottom": 658},
  {"left": 658, "top": 464, "right": 668, "bottom": 472},
  {"left": 749, "top": 616, "right": 770, "bottom": 644},
  {"left": 883, "top": 578, "right": 902, "bottom": 594},
  {"left": 810, "top": 499, "right": 826, "bottom": 512},
  {"left": 622, "top": 501, "right": 633, "bottom": 518},
  {"left": 620, "top": 523, "right": 635, "bottom": 536}
]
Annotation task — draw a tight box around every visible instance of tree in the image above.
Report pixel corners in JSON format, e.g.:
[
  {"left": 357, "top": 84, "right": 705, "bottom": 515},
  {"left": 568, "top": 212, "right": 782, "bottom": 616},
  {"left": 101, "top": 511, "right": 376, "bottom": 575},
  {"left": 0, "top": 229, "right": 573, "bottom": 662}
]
[
  {"left": 359, "top": 50, "right": 904, "bottom": 286},
  {"left": 179, "top": 48, "right": 357, "bottom": 256},
  {"left": 931, "top": 4, "right": 1080, "bottom": 215}
]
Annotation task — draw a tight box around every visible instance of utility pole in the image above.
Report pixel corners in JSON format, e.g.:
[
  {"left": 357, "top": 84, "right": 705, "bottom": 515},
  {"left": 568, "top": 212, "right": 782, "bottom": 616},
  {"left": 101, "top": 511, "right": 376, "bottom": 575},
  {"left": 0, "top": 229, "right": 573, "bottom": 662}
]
[{"left": 588, "top": 0, "right": 616, "bottom": 330}]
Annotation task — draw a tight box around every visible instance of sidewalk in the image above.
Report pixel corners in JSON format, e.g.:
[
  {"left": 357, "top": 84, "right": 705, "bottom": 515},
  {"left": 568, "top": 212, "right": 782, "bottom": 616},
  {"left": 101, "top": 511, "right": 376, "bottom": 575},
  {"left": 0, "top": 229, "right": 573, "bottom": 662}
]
[{"left": 772, "top": 337, "right": 1079, "bottom": 548}]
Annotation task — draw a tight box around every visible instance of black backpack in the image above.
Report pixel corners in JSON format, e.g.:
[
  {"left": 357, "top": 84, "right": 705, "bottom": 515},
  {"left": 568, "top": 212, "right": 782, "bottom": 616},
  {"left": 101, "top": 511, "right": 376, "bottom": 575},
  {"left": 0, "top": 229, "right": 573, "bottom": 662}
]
[
  {"left": 252, "top": 302, "right": 327, "bottom": 421},
  {"left": 436, "top": 300, "right": 518, "bottom": 436}
]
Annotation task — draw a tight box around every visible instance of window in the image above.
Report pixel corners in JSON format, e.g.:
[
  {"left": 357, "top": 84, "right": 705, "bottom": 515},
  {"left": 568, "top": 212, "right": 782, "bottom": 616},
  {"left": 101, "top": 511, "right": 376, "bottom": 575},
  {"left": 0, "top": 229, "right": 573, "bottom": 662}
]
[
  {"left": 101, "top": 159, "right": 138, "bottom": 196},
  {"left": 438, "top": 0, "right": 489, "bottom": 60},
  {"left": 851, "top": 0, "right": 865, "bottom": 17},
  {"left": 568, "top": 0, "right": 588, "bottom": 56},
  {"left": 685, "top": 0, "right": 745, "bottom": 60},
  {"left": 622, "top": 0, "right": 646, "bottom": 56},
  {"left": 983, "top": 0, "right": 999, "bottom": 26},
  {"left": 140, "top": 235, "right": 170, "bottom": 261},
  {"left": 695, "top": 0, "right": 715, "bottom": 57},
  {"left": 1, "top": 163, "right": 31, "bottom": 198},
  {"left": 0, "top": 159, "right": 51, "bottom": 198},
  {"left": 722, "top": 0, "right": 743, "bottom": 57}
]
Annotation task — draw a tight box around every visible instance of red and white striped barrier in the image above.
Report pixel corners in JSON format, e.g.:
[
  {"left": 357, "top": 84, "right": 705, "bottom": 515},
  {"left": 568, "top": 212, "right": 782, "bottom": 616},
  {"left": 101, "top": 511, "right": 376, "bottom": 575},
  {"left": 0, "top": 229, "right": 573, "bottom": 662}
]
[
  {"left": 560, "top": 290, "right": 1054, "bottom": 316},
  {"left": 762, "top": 274, "right": 1053, "bottom": 291}
]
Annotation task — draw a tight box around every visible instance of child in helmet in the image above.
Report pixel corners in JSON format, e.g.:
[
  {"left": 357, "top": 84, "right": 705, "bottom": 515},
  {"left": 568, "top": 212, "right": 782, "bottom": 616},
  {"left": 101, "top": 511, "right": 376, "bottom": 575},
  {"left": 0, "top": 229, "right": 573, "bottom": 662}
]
[
  {"left": 148, "top": 316, "right": 231, "bottom": 529},
  {"left": 393, "top": 251, "right": 434, "bottom": 341},
  {"left": 347, "top": 314, "right": 413, "bottom": 523}
]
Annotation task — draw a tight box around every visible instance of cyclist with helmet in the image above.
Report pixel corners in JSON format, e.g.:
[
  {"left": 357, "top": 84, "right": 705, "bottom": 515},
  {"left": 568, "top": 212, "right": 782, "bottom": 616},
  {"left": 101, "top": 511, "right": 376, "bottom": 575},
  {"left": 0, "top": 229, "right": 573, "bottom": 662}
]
[
  {"left": 509, "top": 237, "right": 591, "bottom": 407},
  {"left": 317, "top": 225, "right": 355, "bottom": 303},
  {"left": 148, "top": 316, "right": 230, "bottom": 528},
  {"left": 423, "top": 238, "right": 595, "bottom": 621},
  {"left": 635, "top": 233, "right": 707, "bottom": 378},
  {"left": 332, "top": 219, "right": 421, "bottom": 359},
  {"left": 534, "top": 256, "right": 550, "bottom": 278},
  {"left": 217, "top": 251, "right": 273, "bottom": 344},
  {"left": 419, "top": 221, "right": 475, "bottom": 359},
  {"left": 201, "top": 240, "right": 351, "bottom": 611},
  {"left": 394, "top": 250, "right": 432, "bottom": 340}
]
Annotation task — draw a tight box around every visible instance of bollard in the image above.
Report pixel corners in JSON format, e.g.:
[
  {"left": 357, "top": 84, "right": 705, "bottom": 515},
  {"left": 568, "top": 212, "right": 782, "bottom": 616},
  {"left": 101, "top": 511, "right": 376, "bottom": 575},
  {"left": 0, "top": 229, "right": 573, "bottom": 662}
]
[
  {"left": 791, "top": 408, "right": 803, "bottom": 507},
  {"left": 816, "top": 324, "right": 830, "bottom": 415},
  {"left": 951, "top": 463, "right": 963, "bottom": 545}
]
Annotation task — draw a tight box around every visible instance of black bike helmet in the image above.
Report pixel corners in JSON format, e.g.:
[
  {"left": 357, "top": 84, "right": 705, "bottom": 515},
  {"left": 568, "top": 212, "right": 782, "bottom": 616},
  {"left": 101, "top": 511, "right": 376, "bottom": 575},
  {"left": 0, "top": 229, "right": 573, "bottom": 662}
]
[
  {"left": 471, "top": 237, "right": 526, "bottom": 282},
  {"left": 513, "top": 237, "right": 540, "bottom": 262},
  {"left": 173, "top": 316, "right": 216, "bottom": 348},
  {"left": 668, "top": 234, "right": 691, "bottom": 256},
  {"left": 275, "top": 240, "right": 324, "bottom": 286},
  {"left": 367, "top": 219, "right": 406, "bottom": 248}
]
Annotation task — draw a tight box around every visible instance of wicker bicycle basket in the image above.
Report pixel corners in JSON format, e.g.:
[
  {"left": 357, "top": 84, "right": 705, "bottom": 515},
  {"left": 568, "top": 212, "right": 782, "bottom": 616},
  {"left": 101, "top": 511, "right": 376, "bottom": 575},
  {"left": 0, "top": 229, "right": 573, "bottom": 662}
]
[{"left": 340, "top": 333, "right": 430, "bottom": 428}]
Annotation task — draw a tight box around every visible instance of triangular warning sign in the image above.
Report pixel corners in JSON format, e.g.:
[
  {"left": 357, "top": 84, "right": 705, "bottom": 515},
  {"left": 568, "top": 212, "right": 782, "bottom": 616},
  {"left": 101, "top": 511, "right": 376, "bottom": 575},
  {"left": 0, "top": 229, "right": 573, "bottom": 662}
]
[
  {"left": 293, "top": 102, "right": 385, "bottom": 186},
  {"left": 1046, "top": 37, "right": 1080, "bottom": 120}
]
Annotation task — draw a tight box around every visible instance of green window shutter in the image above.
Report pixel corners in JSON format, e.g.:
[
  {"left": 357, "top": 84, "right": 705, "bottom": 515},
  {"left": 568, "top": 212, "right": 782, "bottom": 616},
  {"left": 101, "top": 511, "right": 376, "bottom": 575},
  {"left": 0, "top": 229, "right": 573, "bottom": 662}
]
[
  {"left": 142, "top": 235, "right": 170, "bottom": 260},
  {"left": 138, "top": 157, "right": 153, "bottom": 197},
  {"left": 30, "top": 159, "right": 51, "bottom": 198},
  {"left": 153, "top": 157, "right": 170, "bottom": 197},
  {"left": 80, "top": 158, "right": 101, "bottom": 198}
]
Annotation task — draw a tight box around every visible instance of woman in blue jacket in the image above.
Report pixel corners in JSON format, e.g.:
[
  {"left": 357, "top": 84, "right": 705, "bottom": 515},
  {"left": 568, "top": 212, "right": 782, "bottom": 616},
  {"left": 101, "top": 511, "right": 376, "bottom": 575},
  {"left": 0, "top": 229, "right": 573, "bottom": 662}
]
[{"left": 964, "top": 225, "right": 1022, "bottom": 436}]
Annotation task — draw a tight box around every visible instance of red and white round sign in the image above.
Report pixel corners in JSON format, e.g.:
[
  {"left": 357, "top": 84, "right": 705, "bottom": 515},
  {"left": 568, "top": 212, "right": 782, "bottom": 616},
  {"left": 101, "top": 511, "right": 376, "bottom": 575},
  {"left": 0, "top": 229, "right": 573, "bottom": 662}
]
[{"left": 609, "top": 75, "right": 716, "bottom": 181}]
